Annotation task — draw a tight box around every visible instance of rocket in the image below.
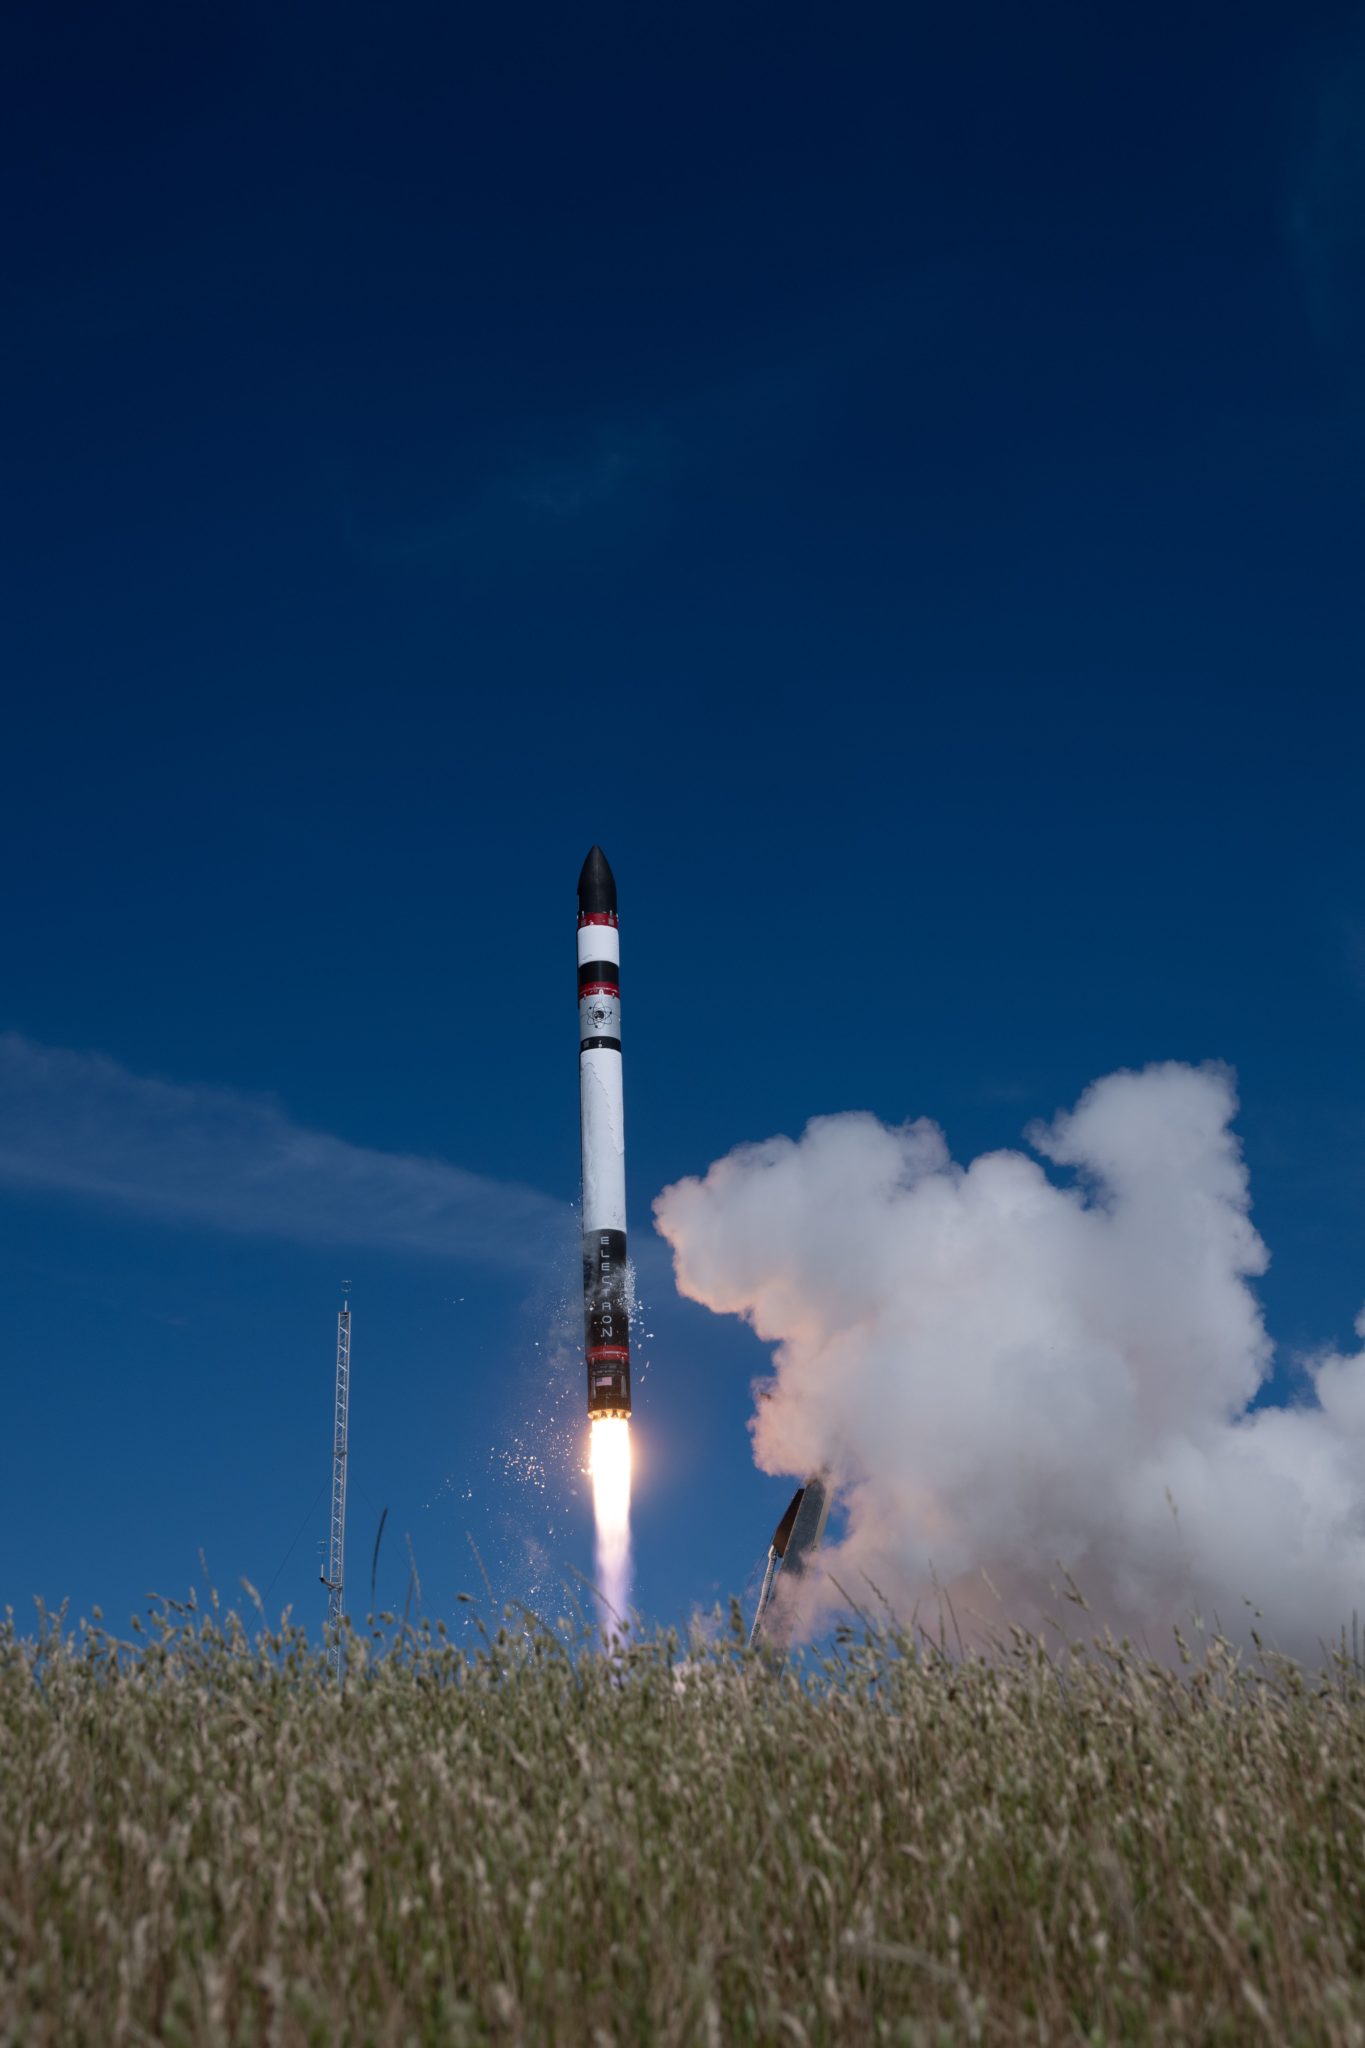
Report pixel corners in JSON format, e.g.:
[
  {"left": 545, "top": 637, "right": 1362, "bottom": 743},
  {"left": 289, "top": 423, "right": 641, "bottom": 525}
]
[{"left": 578, "top": 846, "right": 631, "bottom": 1419}]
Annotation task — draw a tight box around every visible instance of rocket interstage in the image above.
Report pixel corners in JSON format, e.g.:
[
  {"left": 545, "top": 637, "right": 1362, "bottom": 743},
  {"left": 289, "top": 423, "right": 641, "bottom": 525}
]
[{"left": 577, "top": 844, "right": 631, "bottom": 1422}]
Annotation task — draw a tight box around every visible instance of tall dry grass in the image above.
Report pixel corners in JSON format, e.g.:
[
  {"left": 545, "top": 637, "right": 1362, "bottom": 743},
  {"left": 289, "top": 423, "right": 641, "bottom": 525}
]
[{"left": 3, "top": 1589, "right": 1365, "bottom": 2045}]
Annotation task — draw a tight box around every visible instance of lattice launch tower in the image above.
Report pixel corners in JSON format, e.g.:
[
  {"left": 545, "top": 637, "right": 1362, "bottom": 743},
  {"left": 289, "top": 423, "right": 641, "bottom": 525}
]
[{"left": 322, "top": 1288, "right": 352, "bottom": 1676}]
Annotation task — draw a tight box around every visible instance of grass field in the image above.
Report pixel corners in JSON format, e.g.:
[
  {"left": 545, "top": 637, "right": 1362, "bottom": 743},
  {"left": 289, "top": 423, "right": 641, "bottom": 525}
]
[{"left": 3, "top": 1592, "right": 1365, "bottom": 2045}]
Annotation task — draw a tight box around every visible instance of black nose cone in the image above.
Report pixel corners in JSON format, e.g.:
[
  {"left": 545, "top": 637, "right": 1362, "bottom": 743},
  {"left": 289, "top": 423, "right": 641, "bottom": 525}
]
[{"left": 577, "top": 845, "right": 618, "bottom": 918}]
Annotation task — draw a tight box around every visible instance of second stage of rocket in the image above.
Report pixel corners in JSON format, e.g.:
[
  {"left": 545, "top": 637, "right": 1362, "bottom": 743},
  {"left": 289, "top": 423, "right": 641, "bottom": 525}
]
[{"left": 577, "top": 845, "right": 631, "bottom": 1419}]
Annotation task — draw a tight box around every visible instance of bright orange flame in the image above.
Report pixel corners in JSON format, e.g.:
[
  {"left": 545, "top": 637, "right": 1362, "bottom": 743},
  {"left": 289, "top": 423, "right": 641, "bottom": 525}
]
[{"left": 589, "top": 1416, "right": 632, "bottom": 1620}]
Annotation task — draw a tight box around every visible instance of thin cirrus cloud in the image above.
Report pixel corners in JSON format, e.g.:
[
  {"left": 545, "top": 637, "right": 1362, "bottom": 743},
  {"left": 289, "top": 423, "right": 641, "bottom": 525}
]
[
  {"left": 1285, "top": 20, "right": 1365, "bottom": 354},
  {"left": 0, "top": 1033, "right": 570, "bottom": 1268}
]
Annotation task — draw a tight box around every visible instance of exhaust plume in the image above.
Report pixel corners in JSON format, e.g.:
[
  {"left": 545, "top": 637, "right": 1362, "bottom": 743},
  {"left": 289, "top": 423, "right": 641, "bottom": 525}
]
[
  {"left": 589, "top": 1417, "right": 632, "bottom": 1624},
  {"left": 654, "top": 1063, "right": 1365, "bottom": 1658}
]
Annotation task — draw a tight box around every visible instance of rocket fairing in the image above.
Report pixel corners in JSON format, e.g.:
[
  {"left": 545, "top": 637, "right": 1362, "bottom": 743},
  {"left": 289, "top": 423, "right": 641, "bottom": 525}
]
[{"left": 578, "top": 846, "right": 631, "bottom": 1420}]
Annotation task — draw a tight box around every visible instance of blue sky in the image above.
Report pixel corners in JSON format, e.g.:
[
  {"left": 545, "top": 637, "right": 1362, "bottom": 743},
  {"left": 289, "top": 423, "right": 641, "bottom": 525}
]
[{"left": 3, "top": 1, "right": 1364, "bottom": 1638}]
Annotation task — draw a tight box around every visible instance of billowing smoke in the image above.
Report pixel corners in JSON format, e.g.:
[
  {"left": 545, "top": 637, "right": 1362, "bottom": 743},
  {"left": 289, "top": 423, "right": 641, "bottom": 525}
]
[{"left": 654, "top": 1064, "right": 1365, "bottom": 1658}]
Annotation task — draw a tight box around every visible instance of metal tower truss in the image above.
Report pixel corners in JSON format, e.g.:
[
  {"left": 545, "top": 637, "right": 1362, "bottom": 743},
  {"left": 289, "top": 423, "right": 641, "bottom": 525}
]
[{"left": 323, "top": 1291, "right": 351, "bottom": 1676}]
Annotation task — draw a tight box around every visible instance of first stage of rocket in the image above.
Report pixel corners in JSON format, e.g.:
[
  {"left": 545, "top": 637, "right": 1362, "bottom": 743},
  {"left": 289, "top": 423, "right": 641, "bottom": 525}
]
[{"left": 577, "top": 846, "right": 631, "bottom": 1420}]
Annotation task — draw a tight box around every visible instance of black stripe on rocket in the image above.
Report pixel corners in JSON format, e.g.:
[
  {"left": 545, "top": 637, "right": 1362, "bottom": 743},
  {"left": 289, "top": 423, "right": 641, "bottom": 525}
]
[{"left": 584, "top": 1227, "right": 630, "bottom": 1363}]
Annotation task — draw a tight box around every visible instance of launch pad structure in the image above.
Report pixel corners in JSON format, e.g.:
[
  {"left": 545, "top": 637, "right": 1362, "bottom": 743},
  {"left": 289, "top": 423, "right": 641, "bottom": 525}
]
[
  {"left": 322, "top": 1288, "right": 351, "bottom": 1677},
  {"left": 750, "top": 1474, "right": 830, "bottom": 1652}
]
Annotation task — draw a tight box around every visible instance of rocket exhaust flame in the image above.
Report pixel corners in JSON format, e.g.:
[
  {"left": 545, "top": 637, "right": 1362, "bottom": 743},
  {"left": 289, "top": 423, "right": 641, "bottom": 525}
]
[{"left": 590, "top": 1416, "right": 632, "bottom": 1620}]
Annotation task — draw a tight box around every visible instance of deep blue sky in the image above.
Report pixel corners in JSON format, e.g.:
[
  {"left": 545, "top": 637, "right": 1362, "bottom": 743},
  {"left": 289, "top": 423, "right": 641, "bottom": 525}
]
[{"left": 4, "top": 1, "right": 1364, "bottom": 1638}]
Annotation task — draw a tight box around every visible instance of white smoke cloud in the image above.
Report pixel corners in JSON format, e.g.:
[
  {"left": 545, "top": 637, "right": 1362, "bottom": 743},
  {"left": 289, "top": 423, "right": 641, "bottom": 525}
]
[{"left": 654, "top": 1064, "right": 1365, "bottom": 1658}]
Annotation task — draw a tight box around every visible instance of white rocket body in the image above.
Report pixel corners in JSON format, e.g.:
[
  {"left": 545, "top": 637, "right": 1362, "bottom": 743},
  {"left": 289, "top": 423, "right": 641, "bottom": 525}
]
[
  {"left": 578, "top": 917, "right": 625, "bottom": 1237},
  {"left": 577, "top": 847, "right": 631, "bottom": 1418}
]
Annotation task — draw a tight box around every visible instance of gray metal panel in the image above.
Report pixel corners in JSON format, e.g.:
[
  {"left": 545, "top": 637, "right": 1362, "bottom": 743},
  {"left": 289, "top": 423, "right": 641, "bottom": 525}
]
[
  {"left": 751, "top": 1472, "right": 830, "bottom": 1655},
  {"left": 748, "top": 1548, "right": 780, "bottom": 1648},
  {"left": 780, "top": 1475, "right": 829, "bottom": 1580}
]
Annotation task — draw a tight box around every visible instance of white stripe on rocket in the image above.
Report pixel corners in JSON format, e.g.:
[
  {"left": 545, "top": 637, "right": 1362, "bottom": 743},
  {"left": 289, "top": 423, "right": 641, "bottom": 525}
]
[
  {"left": 580, "top": 1051, "right": 627, "bottom": 1233},
  {"left": 577, "top": 923, "right": 620, "bottom": 968}
]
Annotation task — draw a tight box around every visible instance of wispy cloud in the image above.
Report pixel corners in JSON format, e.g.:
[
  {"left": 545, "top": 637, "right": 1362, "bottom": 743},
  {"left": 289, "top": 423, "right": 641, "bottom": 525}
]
[
  {"left": 348, "top": 308, "right": 879, "bottom": 574},
  {"left": 1285, "top": 22, "right": 1365, "bottom": 356},
  {"left": 361, "top": 417, "right": 674, "bottom": 570},
  {"left": 0, "top": 1034, "right": 570, "bottom": 1268}
]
